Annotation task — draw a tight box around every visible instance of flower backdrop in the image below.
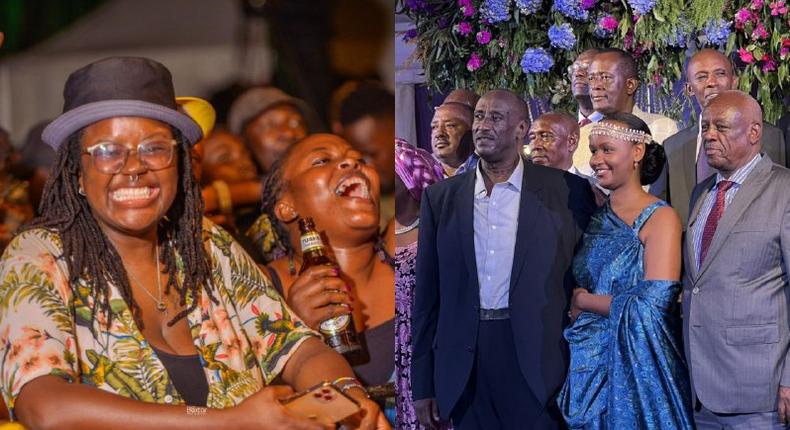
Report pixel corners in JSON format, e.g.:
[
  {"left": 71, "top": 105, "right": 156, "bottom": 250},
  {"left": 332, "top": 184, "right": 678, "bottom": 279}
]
[{"left": 401, "top": 0, "right": 790, "bottom": 123}]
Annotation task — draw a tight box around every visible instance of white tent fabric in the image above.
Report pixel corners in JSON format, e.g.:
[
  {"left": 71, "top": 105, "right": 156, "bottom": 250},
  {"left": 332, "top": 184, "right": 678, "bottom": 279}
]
[{"left": 0, "top": 0, "right": 273, "bottom": 145}]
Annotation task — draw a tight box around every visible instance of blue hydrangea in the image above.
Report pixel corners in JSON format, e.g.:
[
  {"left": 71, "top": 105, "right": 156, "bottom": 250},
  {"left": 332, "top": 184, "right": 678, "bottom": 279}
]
[
  {"left": 627, "top": 0, "right": 656, "bottom": 15},
  {"left": 515, "top": 0, "right": 542, "bottom": 14},
  {"left": 664, "top": 19, "right": 691, "bottom": 48},
  {"left": 553, "top": 0, "right": 589, "bottom": 20},
  {"left": 521, "top": 47, "right": 554, "bottom": 73},
  {"left": 481, "top": 0, "right": 511, "bottom": 23},
  {"left": 548, "top": 23, "right": 577, "bottom": 50},
  {"left": 703, "top": 19, "right": 732, "bottom": 47}
]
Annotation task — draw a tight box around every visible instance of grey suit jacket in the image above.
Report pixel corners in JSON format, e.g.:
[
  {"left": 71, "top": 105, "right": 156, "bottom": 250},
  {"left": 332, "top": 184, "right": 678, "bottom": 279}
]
[
  {"left": 682, "top": 155, "right": 790, "bottom": 413},
  {"left": 658, "top": 123, "right": 786, "bottom": 224}
]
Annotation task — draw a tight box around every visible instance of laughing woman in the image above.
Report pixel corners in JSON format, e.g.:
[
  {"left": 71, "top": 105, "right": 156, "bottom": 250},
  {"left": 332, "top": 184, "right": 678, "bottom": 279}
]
[
  {"left": 0, "top": 57, "right": 386, "bottom": 430},
  {"left": 557, "top": 113, "right": 693, "bottom": 429},
  {"left": 260, "top": 134, "right": 395, "bottom": 408}
]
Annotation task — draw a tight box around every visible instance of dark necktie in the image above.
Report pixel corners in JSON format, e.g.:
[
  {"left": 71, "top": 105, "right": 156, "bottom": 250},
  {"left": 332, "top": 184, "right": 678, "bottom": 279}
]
[
  {"left": 699, "top": 180, "right": 735, "bottom": 265},
  {"left": 696, "top": 136, "right": 712, "bottom": 183},
  {"left": 579, "top": 117, "right": 592, "bottom": 127}
]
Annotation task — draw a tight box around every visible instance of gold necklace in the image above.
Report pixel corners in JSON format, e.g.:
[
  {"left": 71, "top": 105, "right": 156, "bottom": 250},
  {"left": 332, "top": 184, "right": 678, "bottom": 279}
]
[{"left": 128, "top": 246, "right": 167, "bottom": 313}]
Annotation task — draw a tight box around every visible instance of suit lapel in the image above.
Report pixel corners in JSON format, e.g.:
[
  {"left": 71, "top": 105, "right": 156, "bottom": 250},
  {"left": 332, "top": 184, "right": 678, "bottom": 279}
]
[
  {"left": 697, "top": 156, "right": 773, "bottom": 280},
  {"left": 509, "top": 162, "right": 542, "bottom": 292},
  {"left": 687, "top": 175, "right": 715, "bottom": 281},
  {"left": 682, "top": 126, "right": 698, "bottom": 193},
  {"left": 459, "top": 170, "right": 480, "bottom": 284}
]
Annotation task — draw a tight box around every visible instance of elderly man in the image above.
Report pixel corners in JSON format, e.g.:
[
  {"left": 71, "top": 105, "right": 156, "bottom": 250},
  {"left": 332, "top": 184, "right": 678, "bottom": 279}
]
[
  {"left": 528, "top": 112, "right": 607, "bottom": 205},
  {"left": 569, "top": 48, "right": 603, "bottom": 127},
  {"left": 572, "top": 48, "right": 678, "bottom": 177},
  {"left": 682, "top": 90, "right": 790, "bottom": 428},
  {"left": 412, "top": 89, "right": 595, "bottom": 429},
  {"left": 660, "top": 49, "right": 787, "bottom": 223}
]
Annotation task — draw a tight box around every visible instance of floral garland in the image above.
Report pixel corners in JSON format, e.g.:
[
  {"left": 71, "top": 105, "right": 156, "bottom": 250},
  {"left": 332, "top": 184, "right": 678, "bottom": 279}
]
[{"left": 401, "top": 0, "right": 790, "bottom": 123}]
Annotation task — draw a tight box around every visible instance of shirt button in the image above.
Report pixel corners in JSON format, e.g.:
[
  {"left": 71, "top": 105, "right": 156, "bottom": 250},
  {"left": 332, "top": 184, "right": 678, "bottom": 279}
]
[
  {"left": 492, "top": 225, "right": 497, "bottom": 230},
  {"left": 487, "top": 276, "right": 491, "bottom": 280},
  {"left": 466, "top": 346, "right": 474, "bottom": 352},
  {"left": 489, "top": 250, "right": 494, "bottom": 255},
  {"left": 164, "top": 394, "right": 174, "bottom": 403},
  {"left": 692, "top": 287, "right": 700, "bottom": 294}
]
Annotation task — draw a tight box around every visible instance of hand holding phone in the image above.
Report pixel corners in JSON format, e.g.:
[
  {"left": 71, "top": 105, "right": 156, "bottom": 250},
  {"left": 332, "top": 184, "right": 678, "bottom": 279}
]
[{"left": 281, "top": 381, "right": 362, "bottom": 427}]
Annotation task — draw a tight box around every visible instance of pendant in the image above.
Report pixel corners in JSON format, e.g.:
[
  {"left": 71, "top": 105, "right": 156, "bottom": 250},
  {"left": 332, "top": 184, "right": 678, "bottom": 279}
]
[{"left": 156, "top": 301, "right": 167, "bottom": 312}]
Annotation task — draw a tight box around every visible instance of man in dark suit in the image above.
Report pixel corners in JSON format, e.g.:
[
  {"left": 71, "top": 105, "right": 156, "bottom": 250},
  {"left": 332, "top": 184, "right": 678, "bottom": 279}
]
[
  {"left": 658, "top": 49, "right": 787, "bottom": 224},
  {"left": 411, "top": 89, "right": 596, "bottom": 429}
]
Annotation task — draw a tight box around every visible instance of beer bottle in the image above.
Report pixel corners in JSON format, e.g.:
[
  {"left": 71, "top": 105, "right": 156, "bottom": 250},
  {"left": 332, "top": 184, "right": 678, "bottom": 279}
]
[{"left": 298, "top": 217, "right": 362, "bottom": 356}]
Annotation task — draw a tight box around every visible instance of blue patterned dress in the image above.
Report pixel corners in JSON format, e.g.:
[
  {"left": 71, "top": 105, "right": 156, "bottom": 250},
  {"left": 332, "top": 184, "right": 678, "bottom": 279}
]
[{"left": 557, "top": 201, "right": 694, "bottom": 429}]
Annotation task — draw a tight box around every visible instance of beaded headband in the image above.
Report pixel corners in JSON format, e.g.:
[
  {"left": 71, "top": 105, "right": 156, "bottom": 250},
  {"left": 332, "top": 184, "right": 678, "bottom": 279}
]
[{"left": 589, "top": 122, "right": 652, "bottom": 145}]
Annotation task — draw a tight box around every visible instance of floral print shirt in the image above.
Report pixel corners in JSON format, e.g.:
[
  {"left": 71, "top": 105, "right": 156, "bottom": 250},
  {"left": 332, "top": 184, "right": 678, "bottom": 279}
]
[{"left": 0, "top": 219, "right": 318, "bottom": 417}]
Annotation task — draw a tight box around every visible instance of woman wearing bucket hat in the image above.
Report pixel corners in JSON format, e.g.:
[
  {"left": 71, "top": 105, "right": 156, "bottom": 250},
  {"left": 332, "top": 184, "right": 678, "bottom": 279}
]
[{"left": 0, "top": 57, "right": 388, "bottom": 429}]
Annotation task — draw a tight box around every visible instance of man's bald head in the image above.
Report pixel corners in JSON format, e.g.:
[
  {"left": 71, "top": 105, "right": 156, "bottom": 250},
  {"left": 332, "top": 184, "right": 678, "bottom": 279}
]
[
  {"left": 528, "top": 111, "right": 579, "bottom": 170},
  {"left": 701, "top": 90, "right": 763, "bottom": 177},
  {"left": 443, "top": 89, "right": 480, "bottom": 112}
]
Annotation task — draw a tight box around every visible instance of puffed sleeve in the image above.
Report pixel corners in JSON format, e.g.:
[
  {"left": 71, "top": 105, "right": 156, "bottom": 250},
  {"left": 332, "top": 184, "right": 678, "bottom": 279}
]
[{"left": 0, "top": 229, "right": 78, "bottom": 419}]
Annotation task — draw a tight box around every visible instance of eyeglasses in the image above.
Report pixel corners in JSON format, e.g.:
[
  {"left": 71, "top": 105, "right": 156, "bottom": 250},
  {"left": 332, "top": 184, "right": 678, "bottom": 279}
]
[{"left": 83, "top": 139, "right": 177, "bottom": 174}]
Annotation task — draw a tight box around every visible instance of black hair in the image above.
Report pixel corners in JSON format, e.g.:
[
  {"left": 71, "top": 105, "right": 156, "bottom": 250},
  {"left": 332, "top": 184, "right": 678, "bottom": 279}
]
[
  {"left": 600, "top": 112, "right": 665, "bottom": 185},
  {"left": 260, "top": 141, "right": 394, "bottom": 267},
  {"left": 597, "top": 48, "right": 638, "bottom": 79},
  {"left": 339, "top": 82, "right": 395, "bottom": 127},
  {"left": 24, "top": 128, "right": 218, "bottom": 332}
]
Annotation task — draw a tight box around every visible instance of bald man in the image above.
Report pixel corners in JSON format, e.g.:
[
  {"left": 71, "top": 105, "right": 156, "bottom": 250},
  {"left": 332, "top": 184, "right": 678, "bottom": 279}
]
[
  {"left": 413, "top": 89, "right": 596, "bottom": 429},
  {"left": 682, "top": 91, "right": 790, "bottom": 428},
  {"left": 572, "top": 48, "right": 678, "bottom": 179},
  {"left": 660, "top": 49, "right": 788, "bottom": 224}
]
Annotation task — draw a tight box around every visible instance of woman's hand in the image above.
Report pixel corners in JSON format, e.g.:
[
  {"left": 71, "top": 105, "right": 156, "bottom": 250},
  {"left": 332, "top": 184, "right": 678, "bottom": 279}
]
[
  {"left": 339, "top": 389, "right": 392, "bottom": 430},
  {"left": 286, "top": 266, "right": 353, "bottom": 330},
  {"left": 230, "top": 385, "right": 330, "bottom": 430},
  {"left": 570, "top": 288, "right": 589, "bottom": 322}
]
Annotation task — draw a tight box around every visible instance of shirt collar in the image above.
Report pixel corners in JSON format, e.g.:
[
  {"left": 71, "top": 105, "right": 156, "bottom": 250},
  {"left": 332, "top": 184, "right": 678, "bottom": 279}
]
[
  {"left": 715, "top": 153, "right": 762, "bottom": 187},
  {"left": 474, "top": 156, "right": 524, "bottom": 197},
  {"left": 578, "top": 111, "right": 604, "bottom": 123}
]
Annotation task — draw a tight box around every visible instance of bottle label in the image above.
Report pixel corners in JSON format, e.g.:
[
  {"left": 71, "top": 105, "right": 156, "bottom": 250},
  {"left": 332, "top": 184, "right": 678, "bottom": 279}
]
[
  {"left": 320, "top": 314, "right": 350, "bottom": 334},
  {"left": 300, "top": 232, "right": 323, "bottom": 253}
]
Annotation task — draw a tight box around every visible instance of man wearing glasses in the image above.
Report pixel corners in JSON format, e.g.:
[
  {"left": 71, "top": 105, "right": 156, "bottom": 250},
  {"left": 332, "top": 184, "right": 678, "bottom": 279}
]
[
  {"left": 569, "top": 49, "right": 603, "bottom": 128},
  {"left": 571, "top": 48, "right": 678, "bottom": 179}
]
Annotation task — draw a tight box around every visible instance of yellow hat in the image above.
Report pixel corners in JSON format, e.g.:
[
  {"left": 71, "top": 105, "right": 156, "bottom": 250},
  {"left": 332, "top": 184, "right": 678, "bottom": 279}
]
[{"left": 176, "top": 96, "right": 216, "bottom": 139}]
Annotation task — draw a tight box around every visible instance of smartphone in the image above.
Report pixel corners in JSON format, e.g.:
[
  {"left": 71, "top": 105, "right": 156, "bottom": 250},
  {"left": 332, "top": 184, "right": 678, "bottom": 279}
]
[{"left": 281, "top": 381, "right": 362, "bottom": 425}]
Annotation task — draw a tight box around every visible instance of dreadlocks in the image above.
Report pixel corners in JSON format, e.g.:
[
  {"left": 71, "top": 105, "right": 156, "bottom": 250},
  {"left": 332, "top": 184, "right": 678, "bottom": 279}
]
[
  {"left": 25, "top": 128, "right": 218, "bottom": 332},
  {"left": 260, "top": 142, "right": 394, "bottom": 267}
]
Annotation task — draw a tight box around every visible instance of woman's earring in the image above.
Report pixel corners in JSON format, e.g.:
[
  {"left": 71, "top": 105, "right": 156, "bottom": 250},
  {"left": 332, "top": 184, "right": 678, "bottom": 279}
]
[{"left": 78, "top": 186, "right": 86, "bottom": 196}]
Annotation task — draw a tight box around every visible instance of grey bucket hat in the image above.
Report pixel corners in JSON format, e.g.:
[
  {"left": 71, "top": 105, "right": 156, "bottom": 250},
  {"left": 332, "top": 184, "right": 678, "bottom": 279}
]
[
  {"left": 42, "top": 56, "right": 204, "bottom": 150},
  {"left": 227, "top": 87, "right": 323, "bottom": 136}
]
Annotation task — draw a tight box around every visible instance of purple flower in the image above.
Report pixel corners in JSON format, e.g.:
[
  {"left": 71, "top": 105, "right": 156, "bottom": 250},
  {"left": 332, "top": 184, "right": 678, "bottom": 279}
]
[
  {"left": 702, "top": 19, "right": 731, "bottom": 46},
  {"left": 627, "top": 0, "right": 657, "bottom": 15},
  {"left": 761, "top": 54, "right": 777, "bottom": 72},
  {"left": 467, "top": 52, "right": 484, "bottom": 71},
  {"left": 594, "top": 15, "right": 618, "bottom": 38},
  {"left": 770, "top": 1, "right": 788, "bottom": 15},
  {"left": 405, "top": 0, "right": 429, "bottom": 11},
  {"left": 456, "top": 21, "right": 473, "bottom": 35},
  {"left": 739, "top": 47, "right": 755, "bottom": 63},
  {"left": 481, "top": 0, "right": 511, "bottom": 23},
  {"left": 735, "top": 8, "right": 756, "bottom": 29},
  {"left": 403, "top": 28, "right": 418, "bottom": 42},
  {"left": 476, "top": 30, "right": 493, "bottom": 44},
  {"left": 520, "top": 47, "right": 554, "bottom": 73},
  {"left": 752, "top": 22, "right": 770, "bottom": 39},
  {"left": 751, "top": 0, "right": 764, "bottom": 9},
  {"left": 553, "top": 0, "right": 589, "bottom": 20},
  {"left": 548, "top": 23, "right": 577, "bottom": 50},
  {"left": 581, "top": 0, "right": 597, "bottom": 8},
  {"left": 515, "top": 0, "right": 542, "bottom": 14},
  {"left": 459, "top": 0, "right": 476, "bottom": 16}
]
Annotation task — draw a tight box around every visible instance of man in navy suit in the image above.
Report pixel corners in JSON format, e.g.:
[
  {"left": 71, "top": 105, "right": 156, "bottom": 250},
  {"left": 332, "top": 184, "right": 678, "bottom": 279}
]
[{"left": 411, "top": 89, "right": 596, "bottom": 429}]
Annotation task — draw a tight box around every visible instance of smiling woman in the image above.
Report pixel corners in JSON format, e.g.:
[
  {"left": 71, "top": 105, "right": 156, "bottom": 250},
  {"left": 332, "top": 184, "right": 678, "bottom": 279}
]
[
  {"left": 0, "top": 57, "right": 388, "bottom": 430},
  {"left": 259, "top": 134, "right": 396, "bottom": 415}
]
